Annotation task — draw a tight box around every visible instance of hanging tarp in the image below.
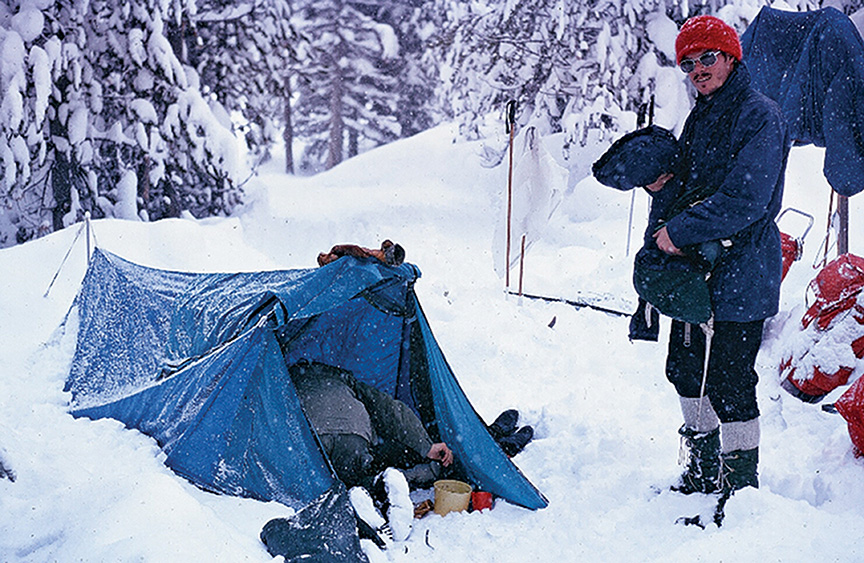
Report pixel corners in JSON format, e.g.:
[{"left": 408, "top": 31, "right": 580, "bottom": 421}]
[{"left": 741, "top": 6, "right": 864, "bottom": 196}]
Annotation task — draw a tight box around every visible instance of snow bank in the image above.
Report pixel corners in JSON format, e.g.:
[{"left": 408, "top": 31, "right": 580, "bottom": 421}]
[{"left": 1, "top": 124, "right": 864, "bottom": 561}]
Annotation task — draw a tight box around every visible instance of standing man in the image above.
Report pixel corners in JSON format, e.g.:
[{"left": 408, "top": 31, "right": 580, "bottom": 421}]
[{"left": 644, "top": 15, "right": 790, "bottom": 522}]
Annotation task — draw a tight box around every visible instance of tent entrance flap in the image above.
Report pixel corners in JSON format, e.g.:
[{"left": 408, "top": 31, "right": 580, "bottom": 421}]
[{"left": 413, "top": 296, "right": 549, "bottom": 510}]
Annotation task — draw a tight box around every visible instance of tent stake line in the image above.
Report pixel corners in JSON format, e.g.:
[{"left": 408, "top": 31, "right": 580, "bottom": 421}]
[{"left": 508, "top": 291, "right": 631, "bottom": 317}]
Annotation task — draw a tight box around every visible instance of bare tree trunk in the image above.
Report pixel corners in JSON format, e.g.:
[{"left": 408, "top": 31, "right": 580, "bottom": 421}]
[
  {"left": 327, "top": 67, "right": 344, "bottom": 170},
  {"left": 138, "top": 155, "right": 151, "bottom": 214},
  {"left": 838, "top": 194, "right": 849, "bottom": 256},
  {"left": 283, "top": 78, "right": 294, "bottom": 174},
  {"left": 348, "top": 128, "right": 358, "bottom": 158}
]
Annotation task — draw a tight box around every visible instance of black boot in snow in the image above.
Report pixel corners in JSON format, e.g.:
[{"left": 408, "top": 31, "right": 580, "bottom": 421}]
[
  {"left": 499, "top": 426, "right": 534, "bottom": 457},
  {"left": 671, "top": 425, "right": 721, "bottom": 495},
  {"left": 721, "top": 448, "right": 759, "bottom": 491},
  {"left": 712, "top": 448, "right": 759, "bottom": 526},
  {"left": 488, "top": 409, "right": 519, "bottom": 440}
]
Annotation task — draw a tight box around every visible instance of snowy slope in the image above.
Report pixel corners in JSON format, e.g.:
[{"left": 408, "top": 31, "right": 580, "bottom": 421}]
[{"left": 1, "top": 124, "right": 864, "bottom": 562}]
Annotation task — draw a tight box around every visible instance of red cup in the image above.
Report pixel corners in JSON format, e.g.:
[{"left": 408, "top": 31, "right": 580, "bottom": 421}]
[{"left": 471, "top": 491, "right": 493, "bottom": 511}]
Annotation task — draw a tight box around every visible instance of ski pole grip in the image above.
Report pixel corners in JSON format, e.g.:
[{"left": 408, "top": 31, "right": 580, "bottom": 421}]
[
  {"left": 648, "top": 94, "right": 655, "bottom": 126},
  {"left": 505, "top": 100, "right": 517, "bottom": 133}
]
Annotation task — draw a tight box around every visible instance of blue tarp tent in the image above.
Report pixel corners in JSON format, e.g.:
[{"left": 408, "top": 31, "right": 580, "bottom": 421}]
[
  {"left": 741, "top": 6, "right": 864, "bottom": 196},
  {"left": 63, "top": 249, "right": 547, "bottom": 528}
]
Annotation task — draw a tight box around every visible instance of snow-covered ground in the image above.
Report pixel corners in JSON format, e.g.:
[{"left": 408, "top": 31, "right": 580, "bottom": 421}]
[{"left": 2, "top": 124, "right": 864, "bottom": 561}]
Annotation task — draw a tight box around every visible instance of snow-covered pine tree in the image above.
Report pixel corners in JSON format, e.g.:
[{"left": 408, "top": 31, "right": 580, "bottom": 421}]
[
  {"left": 431, "top": 0, "right": 827, "bottom": 153},
  {"left": 82, "top": 0, "right": 244, "bottom": 222},
  {"left": 0, "top": 1, "right": 72, "bottom": 245},
  {"left": 353, "top": 0, "right": 444, "bottom": 139},
  {"left": 433, "top": 0, "right": 678, "bottom": 144},
  {"left": 0, "top": 0, "right": 246, "bottom": 247},
  {"left": 291, "top": 0, "right": 402, "bottom": 172},
  {"left": 190, "top": 0, "right": 297, "bottom": 173}
]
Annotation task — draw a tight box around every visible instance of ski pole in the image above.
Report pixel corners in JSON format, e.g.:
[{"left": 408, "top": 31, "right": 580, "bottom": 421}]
[
  {"left": 505, "top": 100, "right": 517, "bottom": 290},
  {"left": 85, "top": 211, "right": 91, "bottom": 263},
  {"left": 626, "top": 190, "right": 636, "bottom": 257},
  {"left": 627, "top": 95, "right": 654, "bottom": 256},
  {"left": 518, "top": 233, "right": 526, "bottom": 296}
]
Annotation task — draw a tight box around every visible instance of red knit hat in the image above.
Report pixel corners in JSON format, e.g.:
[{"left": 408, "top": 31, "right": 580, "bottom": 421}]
[{"left": 675, "top": 15, "right": 742, "bottom": 64}]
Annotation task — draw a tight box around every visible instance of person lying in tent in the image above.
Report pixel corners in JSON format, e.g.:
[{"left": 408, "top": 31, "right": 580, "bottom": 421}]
[
  {"left": 317, "top": 240, "right": 406, "bottom": 267},
  {"left": 289, "top": 360, "right": 533, "bottom": 486},
  {"left": 288, "top": 359, "right": 452, "bottom": 491},
  {"left": 288, "top": 359, "right": 452, "bottom": 543}
]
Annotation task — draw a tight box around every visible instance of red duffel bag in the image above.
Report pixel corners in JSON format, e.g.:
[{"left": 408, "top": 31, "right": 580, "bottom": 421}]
[{"left": 778, "top": 207, "right": 813, "bottom": 282}]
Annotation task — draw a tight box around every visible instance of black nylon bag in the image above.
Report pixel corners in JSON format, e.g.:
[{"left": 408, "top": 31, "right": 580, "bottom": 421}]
[
  {"left": 632, "top": 241, "right": 722, "bottom": 325},
  {"left": 260, "top": 484, "right": 368, "bottom": 563}
]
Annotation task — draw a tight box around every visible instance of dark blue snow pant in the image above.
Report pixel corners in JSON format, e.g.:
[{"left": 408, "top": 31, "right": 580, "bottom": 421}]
[
  {"left": 319, "top": 433, "right": 435, "bottom": 490},
  {"left": 320, "top": 434, "right": 377, "bottom": 490},
  {"left": 665, "top": 319, "right": 764, "bottom": 423}
]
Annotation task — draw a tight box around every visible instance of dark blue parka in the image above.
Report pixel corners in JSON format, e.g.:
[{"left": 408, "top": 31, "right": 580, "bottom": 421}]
[{"left": 648, "top": 63, "right": 790, "bottom": 322}]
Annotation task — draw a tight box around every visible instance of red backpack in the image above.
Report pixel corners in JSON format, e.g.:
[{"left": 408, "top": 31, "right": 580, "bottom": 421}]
[
  {"left": 780, "top": 232, "right": 800, "bottom": 281},
  {"left": 836, "top": 375, "right": 864, "bottom": 457},
  {"left": 780, "top": 254, "right": 864, "bottom": 402}
]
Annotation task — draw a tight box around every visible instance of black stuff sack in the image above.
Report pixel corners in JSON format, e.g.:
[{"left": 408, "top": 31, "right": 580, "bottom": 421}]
[
  {"left": 592, "top": 125, "right": 679, "bottom": 191},
  {"left": 632, "top": 241, "right": 723, "bottom": 326},
  {"left": 260, "top": 484, "right": 368, "bottom": 563}
]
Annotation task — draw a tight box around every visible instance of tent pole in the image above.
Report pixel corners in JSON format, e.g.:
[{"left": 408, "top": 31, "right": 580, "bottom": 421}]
[
  {"left": 838, "top": 195, "right": 849, "bottom": 256},
  {"left": 43, "top": 221, "right": 86, "bottom": 298}
]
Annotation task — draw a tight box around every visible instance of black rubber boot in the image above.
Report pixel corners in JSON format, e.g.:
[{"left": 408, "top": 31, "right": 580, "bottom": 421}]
[
  {"left": 499, "top": 426, "right": 534, "bottom": 457},
  {"left": 720, "top": 448, "right": 759, "bottom": 491},
  {"left": 712, "top": 447, "right": 759, "bottom": 526},
  {"left": 672, "top": 425, "right": 721, "bottom": 495}
]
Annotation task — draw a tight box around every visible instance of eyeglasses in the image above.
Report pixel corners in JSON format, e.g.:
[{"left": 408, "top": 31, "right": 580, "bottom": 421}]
[{"left": 679, "top": 50, "right": 722, "bottom": 73}]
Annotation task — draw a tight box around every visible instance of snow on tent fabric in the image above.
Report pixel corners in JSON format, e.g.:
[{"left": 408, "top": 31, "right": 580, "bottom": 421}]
[
  {"left": 741, "top": 6, "right": 864, "bottom": 197},
  {"left": 62, "top": 249, "right": 547, "bottom": 550}
]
